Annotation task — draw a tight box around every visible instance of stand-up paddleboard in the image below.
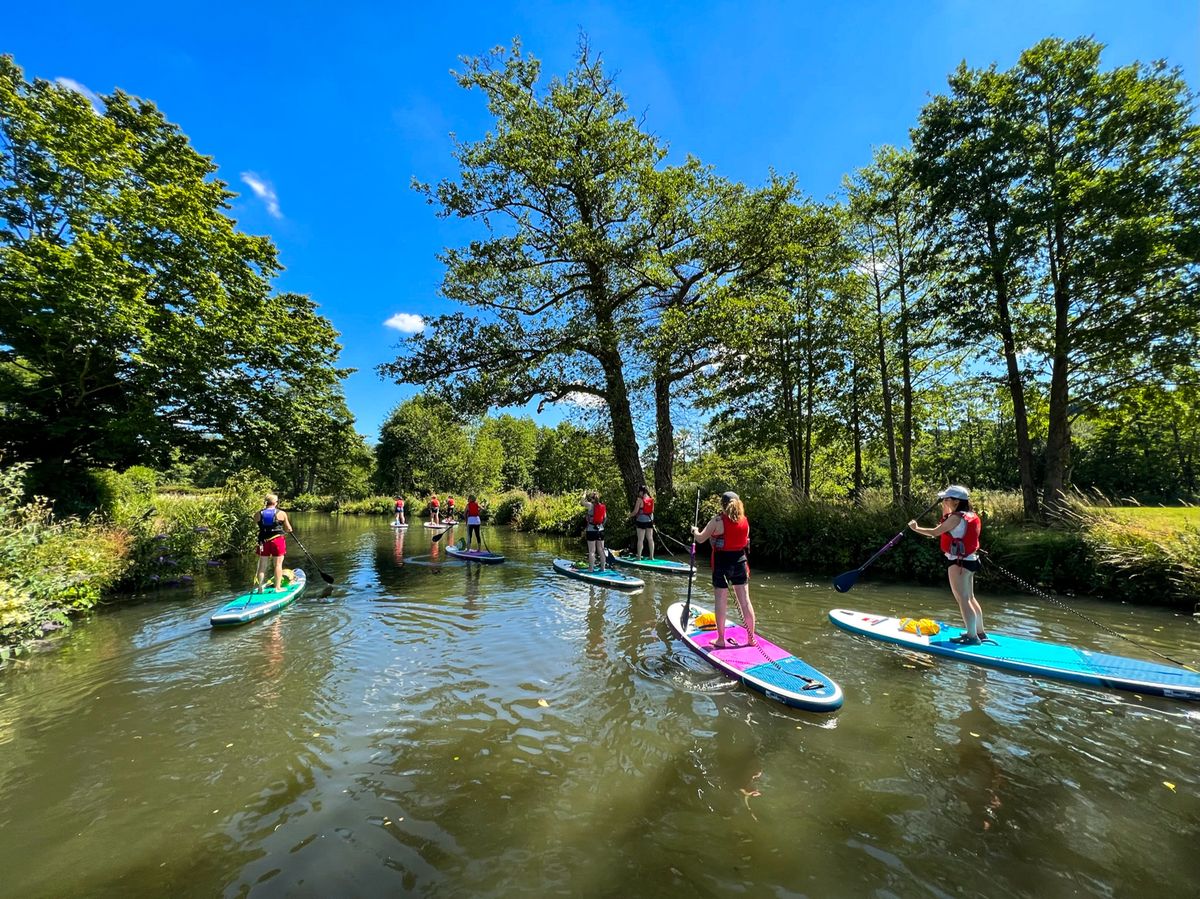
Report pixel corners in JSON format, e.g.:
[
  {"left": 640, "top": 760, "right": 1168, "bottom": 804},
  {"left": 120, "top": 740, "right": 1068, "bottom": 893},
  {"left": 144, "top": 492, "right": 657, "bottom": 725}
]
[
  {"left": 667, "top": 602, "right": 843, "bottom": 712},
  {"left": 552, "top": 559, "right": 644, "bottom": 591},
  {"left": 607, "top": 550, "right": 693, "bottom": 576},
  {"left": 211, "top": 570, "right": 307, "bottom": 627},
  {"left": 424, "top": 520, "right": 457, "bottom": 529},
  {"left": 390, "top": 522, "right": 409, "bottom": 529},
  {"left": 830, "top": 609, "right": 1200, "bottom": 702},
  {"left": 446, "top": 542, "right": 505, "bottom": 564}
]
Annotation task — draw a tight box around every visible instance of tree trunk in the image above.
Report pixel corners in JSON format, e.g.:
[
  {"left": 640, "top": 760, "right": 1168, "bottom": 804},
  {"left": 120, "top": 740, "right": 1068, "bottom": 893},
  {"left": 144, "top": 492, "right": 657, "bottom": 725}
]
[
  {"left": 1042, "top": 219, "right": 1071, "bottom": 513},
  {"left": 987, "top": 220, "right": 1040, "bottom": 520},
  {"left": 870, "top": 242, "right": 900, "bottom": 503},
  {"left": 894, "top": 219, "right": 914, "bottom": 504},
  {"left": 851, "top": 359, "right": 864, "bottom": 505},
  {"left": 652, "top": 360, "right": 676, "bottom": 504},
  {"left": 595, "top": 335, "right": 643, "bottom": 505}
]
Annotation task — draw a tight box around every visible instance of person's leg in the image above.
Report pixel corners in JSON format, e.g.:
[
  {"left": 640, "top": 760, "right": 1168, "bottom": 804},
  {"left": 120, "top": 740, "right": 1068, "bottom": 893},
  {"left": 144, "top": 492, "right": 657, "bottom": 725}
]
[
  {"left": 273, "top": 553, "right": 284, "bottom": 591},
  {"left": 713, "top": 586, "right": 730, "bottom": 647},
  {"left": 646, "top": 527, "right": 655, "bottom": 560},
  {"left": 597, "top": 535, "right": 606, "bottom": 570},
  {"left": 255, "top": 555, "right": 269, "bottom": 591},
  {"left": 732, "top": 581, "right": 756, "bottom": 644},
  {"left": 964, "top": 569, "right": 985, "bottom": 636},
  {"left": 947, "top": 565, "right": 981, "bottom": 641},
  {"left": 586, "top": 538, "right": 596, "bottom": 569}
]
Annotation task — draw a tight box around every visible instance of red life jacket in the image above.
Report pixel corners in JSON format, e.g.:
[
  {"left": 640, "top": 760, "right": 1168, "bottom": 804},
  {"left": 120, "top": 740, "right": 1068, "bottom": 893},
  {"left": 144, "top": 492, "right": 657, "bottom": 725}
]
[
  {"left": 395, "top": 500, "right": 404, "bottom": 510},
  {"left": 714, "top": 514, "right": 749, "bottom": 552},
  {"left": 940, "top": 511, "right": 981, "bottom": 557},
  {"left": 641, "top": 496, "right": 654, "bottom": 516},
  {"left": 588, "top": 502, "right": 606, "bottom": 526},
  {"left": 431, "top": 497, "right": 440, "bottom": 508},
  {"left": 448, "top": 498, "right": 455, "bottom": 507},
  {"left": 467, "top": 501, "right": 480, "bottom": 517}
]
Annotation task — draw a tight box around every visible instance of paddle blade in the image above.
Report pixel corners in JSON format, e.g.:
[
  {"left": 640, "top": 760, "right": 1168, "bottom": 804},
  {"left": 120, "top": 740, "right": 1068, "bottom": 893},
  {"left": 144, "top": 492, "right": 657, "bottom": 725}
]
[
  {"left": 833, "top": 568, "right": 861, "bottom": 593},
  {"left": 430, "top": 526, "right": 453, "bottom": 543},
  {"left": 317, "top": 569, "right": 335, "bottom": 585}
]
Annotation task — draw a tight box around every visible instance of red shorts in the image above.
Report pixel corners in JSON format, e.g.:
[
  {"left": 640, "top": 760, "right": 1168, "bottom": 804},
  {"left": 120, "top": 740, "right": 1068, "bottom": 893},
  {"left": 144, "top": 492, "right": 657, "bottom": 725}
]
[{"left": 257, "top": 535, "right": 287, "bottom": 557}]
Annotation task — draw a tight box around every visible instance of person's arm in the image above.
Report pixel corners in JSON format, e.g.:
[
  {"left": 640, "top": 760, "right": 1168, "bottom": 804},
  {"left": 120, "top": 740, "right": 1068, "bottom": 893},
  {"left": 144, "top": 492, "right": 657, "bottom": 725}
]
[
  {"left": 629, "top": 500, "right": 640, "bottom": 520},
  {"left": 908, "top": 514, "right": 957, "bottom": 538},
  {"left": 692, "top": 514, "right": 722, "bottom": 543},
  {"left": 279, "top": 511, "right": 294, "bottom": 534}
]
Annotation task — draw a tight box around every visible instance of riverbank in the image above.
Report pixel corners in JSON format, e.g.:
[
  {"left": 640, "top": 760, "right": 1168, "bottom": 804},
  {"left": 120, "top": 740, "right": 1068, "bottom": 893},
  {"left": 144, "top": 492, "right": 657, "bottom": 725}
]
[
  {"left": 4, "top": 478, "right": 1195, "bottom": 655},
  {"left": 0, "top": 466, "right": 267, "bottom": 651},
  {"left": 292, "top": 488, "right": 1200, "bottom": 610}
]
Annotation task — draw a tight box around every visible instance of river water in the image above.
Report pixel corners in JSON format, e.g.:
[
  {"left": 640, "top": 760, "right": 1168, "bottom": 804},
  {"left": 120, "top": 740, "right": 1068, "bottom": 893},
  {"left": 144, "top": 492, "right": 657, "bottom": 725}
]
[{"left": 1, "top": 514, "right": 1197, "bottom": 897}]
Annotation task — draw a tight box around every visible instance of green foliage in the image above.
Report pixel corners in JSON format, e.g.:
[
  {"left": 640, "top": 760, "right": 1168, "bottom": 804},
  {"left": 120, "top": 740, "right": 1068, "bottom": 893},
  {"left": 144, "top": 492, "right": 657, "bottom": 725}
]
[
  {"left": 0, "top": 463, "right": 129, "bottom": 643},
  {"left": 375, "top": 395, "right": 473, "bottom": 494},
  {"left": 510, "top": 493, "right": 586, "bottom": 535},
  {"left": 491, "top": 490, "right": 530, "bottom": 526},
  {"left": 0, "top": 56, "right": 356, "bottom": 506},
  {"left": 336, "top": 495, "right": 398, "bottom": 516}
]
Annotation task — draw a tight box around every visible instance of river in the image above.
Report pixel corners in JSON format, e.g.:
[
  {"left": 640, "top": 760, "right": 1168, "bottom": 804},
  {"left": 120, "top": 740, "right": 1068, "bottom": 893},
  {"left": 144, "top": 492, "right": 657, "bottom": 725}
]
[{"left": 1, "top": 514, "right": 1197, "bottom": 897}]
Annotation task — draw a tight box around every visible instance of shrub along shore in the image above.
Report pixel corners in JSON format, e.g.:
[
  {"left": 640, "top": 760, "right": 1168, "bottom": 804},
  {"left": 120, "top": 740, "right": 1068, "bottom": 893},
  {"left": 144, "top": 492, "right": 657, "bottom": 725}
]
[{"left": 3, "top": 478, "right": 1196, "bottom": 656}]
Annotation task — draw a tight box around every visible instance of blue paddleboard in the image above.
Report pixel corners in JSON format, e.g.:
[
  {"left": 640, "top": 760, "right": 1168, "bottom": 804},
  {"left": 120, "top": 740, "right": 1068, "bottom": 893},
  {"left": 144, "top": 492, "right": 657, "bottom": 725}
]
[{"left": 830, "top": 608, "right": 1200, "bottom": 702}]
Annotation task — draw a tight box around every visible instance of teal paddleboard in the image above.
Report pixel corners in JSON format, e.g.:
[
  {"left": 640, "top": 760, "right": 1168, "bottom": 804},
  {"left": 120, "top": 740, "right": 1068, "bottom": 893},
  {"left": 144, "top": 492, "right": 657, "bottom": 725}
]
[
  {"left": 552, "top": 558, "right": 644, "bottom": 591},
  {"left": 210, "top": 570, "right": 307, "bottom": 627},
  {"left": 608, "top": 550, "right": 693, "bottom": 576},
  {"left": 830, "top": 608, "right": 1200, "bottom": 702}
]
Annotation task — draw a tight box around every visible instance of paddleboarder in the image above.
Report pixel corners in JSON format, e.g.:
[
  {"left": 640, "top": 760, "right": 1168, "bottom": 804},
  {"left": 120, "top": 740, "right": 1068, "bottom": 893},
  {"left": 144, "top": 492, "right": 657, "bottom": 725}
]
[
  {"left": 628, "top": 485, "right": 656, "bottom": 560},
  {"left": 393, "top": 495, "right": 406, "bottom": 526},
  {"left": 908, "top": 485, "right": 987, "bottom": 645},
  {"left": 430, "top": 493, "right": 441, "bottom": 525},
  {"left": 446, "top": 495, "right": 457, "bottom": 521},
  {"left": 253, "top": 493, "right": 295, "bottom": 593},
  {"left": 581, "top": 491, "right": 608, "bottom": 572},
  {"left": 691, "top": 491, "right": 756, "bottom": 648},
  {"left": 465, "top": 494, "right": 483, "bottom": 549}
]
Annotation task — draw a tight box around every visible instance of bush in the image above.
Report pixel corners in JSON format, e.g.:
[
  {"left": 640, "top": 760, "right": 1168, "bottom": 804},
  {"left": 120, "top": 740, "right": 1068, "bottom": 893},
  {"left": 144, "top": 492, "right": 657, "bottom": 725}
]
[
  {"left": 511, "top": 493, "right": 586, "bottom": 535},
  {"left": 0, "top": 463, "right": 130, "bottom": 644},
  {"left": 337, "top": 495, "right": 397, "bottom": 515},
  {"left": 491, "top": 490, "right": 529, "bottom": 525}
]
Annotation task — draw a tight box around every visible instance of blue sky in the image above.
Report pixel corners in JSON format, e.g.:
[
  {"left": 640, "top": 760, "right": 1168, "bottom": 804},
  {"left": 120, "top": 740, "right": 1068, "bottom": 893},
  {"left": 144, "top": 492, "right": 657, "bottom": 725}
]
[{"left": 6, "top": 1, "right": 1198, "bottom": 441}]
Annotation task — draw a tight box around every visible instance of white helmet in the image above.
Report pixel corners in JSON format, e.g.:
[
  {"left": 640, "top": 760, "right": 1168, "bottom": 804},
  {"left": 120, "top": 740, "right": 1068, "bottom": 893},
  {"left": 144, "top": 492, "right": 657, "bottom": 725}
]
[{"left": 937, "top": 485, "right": 971, "bottom": 500}]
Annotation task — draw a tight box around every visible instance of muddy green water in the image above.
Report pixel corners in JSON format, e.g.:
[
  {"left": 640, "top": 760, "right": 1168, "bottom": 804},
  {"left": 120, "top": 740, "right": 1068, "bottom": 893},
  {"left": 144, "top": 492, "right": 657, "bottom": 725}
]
[{"left": 1, "top": 514, "right": 1198, "bottom": 897}]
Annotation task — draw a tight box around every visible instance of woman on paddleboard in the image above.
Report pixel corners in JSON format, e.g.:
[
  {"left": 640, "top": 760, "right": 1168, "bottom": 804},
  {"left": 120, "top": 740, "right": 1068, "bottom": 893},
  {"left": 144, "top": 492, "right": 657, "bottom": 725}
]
[
  {"left": 581, "top": 491, "right": 608, "bottom": 572},
  {"left": 908, "top": 485, "right": 987, "bottom": 645},
  {"left": 429, "top": 493, "right": 441, "bottom": 525},
  {"left": 446, "top": 495, "right": 456, "bottom": 521},
  {"left": 253, "top": 493, "right": 294, "bottom": 593},
  {"left": 692, "top": 491, "right": 756, "bottom": 648},
  {"left": 393, "top": 496, "right": 406, "bottom": 526},
  {"left": 466, "top": 495, "right": 483, "bottom": 549},
  {"left": 628, "top": 485, "right": 655, "bottom": 560}
]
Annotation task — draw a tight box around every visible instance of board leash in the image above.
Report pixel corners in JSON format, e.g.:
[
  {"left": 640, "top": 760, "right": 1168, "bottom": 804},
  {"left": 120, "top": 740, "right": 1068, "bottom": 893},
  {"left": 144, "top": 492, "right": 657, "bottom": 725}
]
[{"left": 980, "top": 550, "right": 1197, "bottom": 672}]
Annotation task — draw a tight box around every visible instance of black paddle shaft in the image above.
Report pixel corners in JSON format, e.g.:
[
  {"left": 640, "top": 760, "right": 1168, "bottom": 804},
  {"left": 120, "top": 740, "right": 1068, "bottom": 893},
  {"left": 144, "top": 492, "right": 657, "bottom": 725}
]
[{"left": 833, "top": 498, "right": 940, "bottom": 593}]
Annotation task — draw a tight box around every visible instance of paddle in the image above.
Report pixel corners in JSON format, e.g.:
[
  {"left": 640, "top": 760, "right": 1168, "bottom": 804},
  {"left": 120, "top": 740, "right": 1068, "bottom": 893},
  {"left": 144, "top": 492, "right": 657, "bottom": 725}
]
[
  {"left": 288, "top": 533, "right": 336, "bottom": 585},
  {"left": 682, "top": 488, "right": 701, "bottom": 624},
  {"left": 833, "top": 498, "right": 941, "bottom": 593},
  {"left": 429, "top": 523, "right": 456, "bottom": 544}
]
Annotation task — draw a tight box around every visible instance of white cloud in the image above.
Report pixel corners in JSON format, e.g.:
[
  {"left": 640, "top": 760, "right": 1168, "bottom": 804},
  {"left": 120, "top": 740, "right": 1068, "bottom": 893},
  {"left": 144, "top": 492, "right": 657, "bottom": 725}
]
[
  {"left": 55, "top": 77, "right": 102, "bottom": 112},
  {"left": 384, "top": 313, "right": 425, "bottom": 334},
  {"left": 564, "top": 392, "right": 608, "bottom": 410},
  {"left": 240, "top": 172, "right": 282, "bottom": 219}
]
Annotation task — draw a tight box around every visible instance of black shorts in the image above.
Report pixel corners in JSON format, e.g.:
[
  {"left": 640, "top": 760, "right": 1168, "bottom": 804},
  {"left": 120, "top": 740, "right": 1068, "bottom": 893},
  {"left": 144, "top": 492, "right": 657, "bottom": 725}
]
[
  {"left": 712, "top": 551, "right": 748, "bottom": 588},
  {"left": 635, "top": 517, "right": 653, "bottom": 530},
  {"left": 585, "top": 528, "right": 605, "bottom": 542},
  {"left": 945, "top": 557, "right": 981, "bottom": 572}
]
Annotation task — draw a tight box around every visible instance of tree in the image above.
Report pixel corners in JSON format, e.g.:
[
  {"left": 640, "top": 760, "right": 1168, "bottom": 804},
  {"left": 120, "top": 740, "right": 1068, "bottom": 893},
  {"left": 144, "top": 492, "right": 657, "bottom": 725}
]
[
  {"left": 0, "top": 57, "right": 351, "bottom": 496},
  {"left": 912, "top": 38, "right": 1200, "bottom": 517},
  {"left": 480, "top": 413, "right": 538, "bottom": 491},
  {"left": 379, "top": 40, "right": 680, "bottom": 504},
  {"left": 374, "top": 395, "right": 472, "bottom": 494}
]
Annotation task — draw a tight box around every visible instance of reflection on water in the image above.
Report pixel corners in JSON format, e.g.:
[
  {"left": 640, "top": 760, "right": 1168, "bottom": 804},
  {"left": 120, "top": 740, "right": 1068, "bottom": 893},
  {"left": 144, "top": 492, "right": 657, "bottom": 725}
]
[{"left": 0, "top": 514, "right": 1197, "bottom": 897}]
